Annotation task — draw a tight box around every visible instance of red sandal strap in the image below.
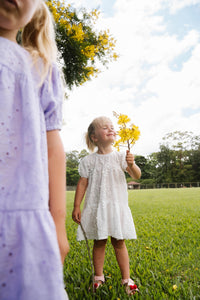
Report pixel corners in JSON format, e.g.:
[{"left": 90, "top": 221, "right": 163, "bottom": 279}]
[{"left": 122, "top": 278, "right": 139, "bottom": 290}]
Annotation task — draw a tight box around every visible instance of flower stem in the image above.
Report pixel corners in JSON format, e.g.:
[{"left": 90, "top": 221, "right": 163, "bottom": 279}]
[{"left": 80, "top": 222, "right": 95, "bottom": 294}]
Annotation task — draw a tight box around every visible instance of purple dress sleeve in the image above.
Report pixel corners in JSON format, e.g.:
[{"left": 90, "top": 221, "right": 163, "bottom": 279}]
[{"left": 40, "top": 64, "right": 63, "bottom": 131}]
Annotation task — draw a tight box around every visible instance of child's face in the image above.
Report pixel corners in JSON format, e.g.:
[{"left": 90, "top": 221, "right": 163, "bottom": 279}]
[
  {"left": 0, "top": 0, "right": 40, "bottom": 40},
  {"left": 92, "top": 121, "right": 116, "bottom": 146}
]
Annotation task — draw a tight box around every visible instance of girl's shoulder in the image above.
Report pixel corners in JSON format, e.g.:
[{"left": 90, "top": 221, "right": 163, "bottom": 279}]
[
  {"left": 79, "top": 153, "right": 99, "bottom": 170},
  {"left": 0, "top": 37, "right": 32, "bottom": 75},
  {"left": 80, "top": 153, "right": 95, "bottom": 163}
]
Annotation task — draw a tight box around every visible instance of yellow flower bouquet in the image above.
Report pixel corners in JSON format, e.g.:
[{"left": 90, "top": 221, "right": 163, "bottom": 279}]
[{"left": 113, "top": 112, "right": 140, "bottom": 151}]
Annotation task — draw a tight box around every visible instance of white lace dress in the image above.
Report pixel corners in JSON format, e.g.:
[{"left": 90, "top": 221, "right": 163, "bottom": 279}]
[{"left": 77, "top": 151, "right": 137, "bottom": 241}]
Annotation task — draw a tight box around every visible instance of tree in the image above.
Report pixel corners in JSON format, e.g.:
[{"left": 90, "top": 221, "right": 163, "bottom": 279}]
[
  {"left": 46, "top": 1, "right": 118, "bottom": 89},
  {"left": 162, "top": 131, "right": 195, "bottom": 171},
  {"left": 66, "top": 150, "right": 79, "bottom": 169},
  {"left": 66, "top": 149, "right": 89, "bottom": 186},
  {"left": 78, "top": 149, "right": 89, "bottom": 160},
  {"left": 188, "top": 145, "right": 200, "bottom": 181},
  {"left": 154, "top": 145, "right": 174, "bottom": 183},
  {"left": 66, "top": 168, "right": 80, "bottom": 186},
  {"left": 135, "top": 155, "right": 152, "bottom": 180},
  {"left": 156, "top": 131, "right": 200, "bottom": 183},
  {"left": 162, "top": 131, "right": 200, "bottom": 151}
]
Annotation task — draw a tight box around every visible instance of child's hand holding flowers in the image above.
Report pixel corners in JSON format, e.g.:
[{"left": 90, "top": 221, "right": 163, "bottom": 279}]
[
  {"left": 126, "top": 149, "right": 141, "bottom": 179},
  {"left": 126, "top": 150, "right": 135, "bottom": 168}
]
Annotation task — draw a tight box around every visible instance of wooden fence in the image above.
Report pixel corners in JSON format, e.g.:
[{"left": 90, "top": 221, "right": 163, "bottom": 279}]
[
  {"left": 138, "top": 182, "right": 200, "bottom": 189},
  {"left": 67, "top": 182, "right": 200, "bottom": 191}
]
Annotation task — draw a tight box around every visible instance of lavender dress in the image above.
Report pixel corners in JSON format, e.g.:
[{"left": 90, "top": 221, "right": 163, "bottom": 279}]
[{"left": 0, "top": 37, "right": 68, "bottom": 300}]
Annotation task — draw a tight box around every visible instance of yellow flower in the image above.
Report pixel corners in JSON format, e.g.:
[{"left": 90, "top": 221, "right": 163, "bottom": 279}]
[
  {"left": 114, "top": 140, "right": 120, "bottom": 151},
  {"left": 172, "top": 285, "right": 177, "bottom": 290},
  {"left": 113, "top": 112, "right": 140, "bottom": 150},
  {"left": 113, "top": 52, "right": 119, "bottom": 60},
  {"left": 117, "top": 114, "right": 131, "bottom": 125},
  {"left": 109, "top": 286, "right": 112, "bottom": 290}
]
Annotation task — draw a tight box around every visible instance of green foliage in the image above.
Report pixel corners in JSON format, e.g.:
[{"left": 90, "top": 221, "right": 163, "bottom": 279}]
[
  {"left": 46, "top": 1, "right": 118, "bottom": 89},
  {"left": 66, "top": 150, "right": 79, "bottom": 169},
  {"left": 64, "top": 189, "right": 200, "bottom": 299},
  {"left": 139, "top": 178, "right": 155, "bottom": 185},
  {"left": 145, "top": 131, "right": 200, "bottom": 184},
  {"left": 135, "top": 155, "right": 153, "bottom": 180},
  {"left": 66, "top": 168, "right": 79, "bottom": 186},
  {"left": 66, "top": 149, "right": 89, "bottom": 186}
]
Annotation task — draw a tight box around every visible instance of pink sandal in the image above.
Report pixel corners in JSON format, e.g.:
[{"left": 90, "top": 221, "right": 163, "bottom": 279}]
[
  {"left": 93, "top": 275, "right": 105, "bottom": 291},
  {"left": 122, "top": 278, "right": 139, "bottom": 295}
]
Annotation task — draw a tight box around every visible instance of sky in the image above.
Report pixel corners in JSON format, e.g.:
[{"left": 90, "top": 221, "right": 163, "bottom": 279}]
[{"left": 61, "top": 0, "right": 200, "bottom": 156}]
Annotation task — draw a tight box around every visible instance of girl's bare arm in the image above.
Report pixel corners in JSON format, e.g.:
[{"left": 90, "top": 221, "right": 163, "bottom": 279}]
[
  {"left": 47, "top": 130, "right": 69, "bottom": 264},
  {"left": 72, "top": 177, "right": 88, "bottom": 224}
]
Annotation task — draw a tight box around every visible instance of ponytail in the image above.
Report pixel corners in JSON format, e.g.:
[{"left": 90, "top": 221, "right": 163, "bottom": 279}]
[
  {"left": 22, "top": 1, "right": 57, "bottom": 85},
  {"left": 86, "top": 123, "right": 96, "bottom": 152}
]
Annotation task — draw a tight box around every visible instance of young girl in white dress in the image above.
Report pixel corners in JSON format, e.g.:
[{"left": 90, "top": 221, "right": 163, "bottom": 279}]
[{"left": 72, "top": 116, "right": 141, "bottom": 295}]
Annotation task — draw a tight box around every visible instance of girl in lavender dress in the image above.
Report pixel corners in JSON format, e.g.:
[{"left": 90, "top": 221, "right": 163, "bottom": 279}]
[
  {"left": 0, "top": 1, "right": 69, "bottom": 299},
  {"left": 72, "top": 116, "right": 141, "bottom": 295}
]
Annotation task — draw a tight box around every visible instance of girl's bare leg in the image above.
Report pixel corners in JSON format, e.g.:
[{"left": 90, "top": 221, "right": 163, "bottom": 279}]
[
  {"left": 111, "top": 237, "right": 130, "bottom": 279},
  {"left": 93, "top": 239, "right": 107, "bottom": 276}
]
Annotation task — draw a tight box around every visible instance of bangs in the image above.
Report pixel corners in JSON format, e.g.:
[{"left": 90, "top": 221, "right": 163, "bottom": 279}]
[{"left": 93, "top": 116, "right": 112, "bottom": 129}]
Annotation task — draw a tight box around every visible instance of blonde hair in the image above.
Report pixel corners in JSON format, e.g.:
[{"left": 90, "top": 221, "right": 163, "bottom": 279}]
[
  {"left": 22, "top": 1, "right": 57, "bottom": 85},
  {"left": 86, "top": 116, "right": 112, "bottom": 152}
]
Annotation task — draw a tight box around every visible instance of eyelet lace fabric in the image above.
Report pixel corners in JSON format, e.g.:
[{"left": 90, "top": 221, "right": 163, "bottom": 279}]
[
  {"left": 77, "top": 151, "right": 137, "bottom": 241},
  {"left": 0, "top": 37, "right": 66, "bottom": 300}
]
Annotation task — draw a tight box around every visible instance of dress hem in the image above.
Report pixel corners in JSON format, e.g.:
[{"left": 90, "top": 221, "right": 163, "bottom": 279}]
[{"left": 77, "top": 234, "right": 137, "bottom": 241}]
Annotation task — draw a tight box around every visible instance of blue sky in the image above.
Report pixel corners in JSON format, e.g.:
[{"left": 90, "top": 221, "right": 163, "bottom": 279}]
[
  {"left": 101, "top": 0, "right": 116, "bottom": 16},
  {"left": 61, "top": 0, "right": 200, "bottom": 155},
  {"left": 162, "top": 5, "right": 200, "bottom": 38}
]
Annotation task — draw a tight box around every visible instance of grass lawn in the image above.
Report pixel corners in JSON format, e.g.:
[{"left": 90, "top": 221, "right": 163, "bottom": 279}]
[{"left": 64, "top": 188, "right": 200, "bottom": 299}]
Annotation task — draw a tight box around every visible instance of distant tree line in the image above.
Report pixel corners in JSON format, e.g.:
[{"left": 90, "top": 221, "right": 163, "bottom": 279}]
[{"left": 66, "top": 131, "right": 200, "bottom": 186}]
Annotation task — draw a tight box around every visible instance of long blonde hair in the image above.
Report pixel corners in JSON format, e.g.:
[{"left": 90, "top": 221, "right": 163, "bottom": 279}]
[
  {"left": 22, "top": 1, "right": 57, "bottom": 85},
  {"left": 86, "top": 116, "right": 112, "bottom": 152}
]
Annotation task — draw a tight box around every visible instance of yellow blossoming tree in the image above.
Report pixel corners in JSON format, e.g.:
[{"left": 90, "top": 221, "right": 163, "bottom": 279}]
[
  {"left": 46, "top": 0, "right": 118, "bottom": 89},
  {"left": 113, "top": 112, "right": 140, "bottom": 151}
]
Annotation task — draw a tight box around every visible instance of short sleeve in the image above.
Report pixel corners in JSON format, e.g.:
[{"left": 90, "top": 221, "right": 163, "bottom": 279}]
[
  {"left": 78, "top": 157, "right": 89, "bottom": 178},
  {"left": 40, "top": 64, "right": 63, "bottom": 131}
]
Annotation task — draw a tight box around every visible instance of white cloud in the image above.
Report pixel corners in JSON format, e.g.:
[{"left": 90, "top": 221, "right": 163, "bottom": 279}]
[
  {"left": 167, "top": 0, "right": 200, "bottom": 14},
  {"left": 70, "top": 0, "right": 102, "bottom": 10},
  {"left": 61, "top": 0, "right": 200, "bottom": 156}
]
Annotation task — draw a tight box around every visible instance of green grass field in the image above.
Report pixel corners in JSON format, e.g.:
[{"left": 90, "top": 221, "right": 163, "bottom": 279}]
[{"left": 64, "top": 188, "right": 200, "bottom": 299}]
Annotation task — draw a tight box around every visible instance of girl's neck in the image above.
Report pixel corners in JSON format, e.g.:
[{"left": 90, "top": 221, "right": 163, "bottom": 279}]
[
  {"left": 97, "top": 145, "right": 113, "bottom": 155},
  {"left": 0, "top": 29, "right": 18, "bottom": 42}
]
